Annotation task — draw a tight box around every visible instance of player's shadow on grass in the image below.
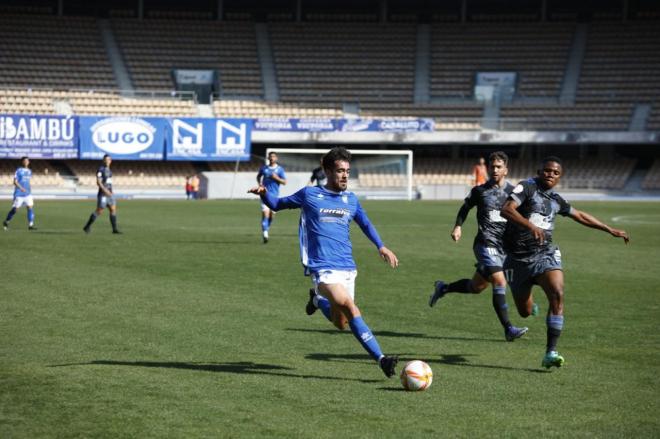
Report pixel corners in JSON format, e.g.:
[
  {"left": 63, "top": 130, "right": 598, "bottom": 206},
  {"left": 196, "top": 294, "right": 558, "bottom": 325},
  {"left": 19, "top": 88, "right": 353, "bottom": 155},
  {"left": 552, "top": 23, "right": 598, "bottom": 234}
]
[
  {"left": 48, "top": 360, "right": 383, "bottom": 383},
  {"left": 24, "top": 230, "right": 79, "bottom": 235},
  {"left": 306, "top": 353, "right": 549, "bottom": 374},
  {"left": 286, "top": 328, "right": 501, "bottom": 343},
  {"left": 168, "top": 240, "right": 256, "bottom": 245}
]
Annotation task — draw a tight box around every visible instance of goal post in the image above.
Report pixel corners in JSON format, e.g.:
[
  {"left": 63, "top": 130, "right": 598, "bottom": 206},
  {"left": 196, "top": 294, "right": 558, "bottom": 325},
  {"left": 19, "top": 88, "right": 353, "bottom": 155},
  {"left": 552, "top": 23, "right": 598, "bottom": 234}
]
[{"left": 266, "top": 148, "right": 414, "bottom": 200}]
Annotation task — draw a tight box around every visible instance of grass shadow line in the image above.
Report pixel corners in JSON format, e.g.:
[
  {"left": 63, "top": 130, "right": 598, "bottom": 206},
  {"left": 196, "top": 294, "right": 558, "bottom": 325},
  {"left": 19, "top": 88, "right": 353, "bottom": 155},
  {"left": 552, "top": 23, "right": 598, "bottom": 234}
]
[
  {"left": 48, "top": 360, "right": 383, "bottom": 383},
  {"left": 286, "top": 327, "right": 502, "bottom": 343}
]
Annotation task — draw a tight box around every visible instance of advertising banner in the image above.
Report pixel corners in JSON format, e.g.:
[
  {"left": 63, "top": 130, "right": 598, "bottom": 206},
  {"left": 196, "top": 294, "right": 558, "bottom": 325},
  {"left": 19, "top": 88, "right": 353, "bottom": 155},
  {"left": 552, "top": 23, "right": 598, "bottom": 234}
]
[
  {"left": 252, "top": 118, "right": 435, "bottom": 133},
  {"left": 337, "top": 118, "right": 435, "bottom": 133},
  {"left": 253, "top": 118, "right": 336, "bottom": 132},
  {"left": 78, "top": 116, "right": 166, "bottom": 160},
  {"left": 166, "top": 118, "right": 251, "bottom": 161},
  {"left": 0, "top": 114, "right": 78, "bottom": 159}
]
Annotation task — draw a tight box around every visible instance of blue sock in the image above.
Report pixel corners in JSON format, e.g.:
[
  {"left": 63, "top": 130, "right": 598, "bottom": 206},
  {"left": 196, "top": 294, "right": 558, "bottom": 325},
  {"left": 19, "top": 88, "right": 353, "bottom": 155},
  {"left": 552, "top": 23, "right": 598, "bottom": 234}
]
[
  {"left": 348, "top": 316, "right": 383, "bottom": 362},
  {"left": 314, "top": 295, "right": 332, "bottom": 321},
  {"left": 5, "top": 207, "right": 16, "bottom": 222},
  {"left": 546, "top": 314, "right": 564, "bottom": 353},
  {"left": 261, "top": 217, "right": 269, "bottom": 232},
  {"left": 27, "top": 208, "right": 34, "bottom": 225}
]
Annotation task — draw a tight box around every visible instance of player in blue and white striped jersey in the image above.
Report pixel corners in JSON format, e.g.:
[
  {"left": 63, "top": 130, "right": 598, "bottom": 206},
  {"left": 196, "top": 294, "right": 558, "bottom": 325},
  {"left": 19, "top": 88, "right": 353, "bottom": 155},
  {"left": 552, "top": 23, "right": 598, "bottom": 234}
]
[
  {"left": 249, "top": 147, "right": 400, "bottom": 378},
  {"left": 3, "top": 157, "right": 36, "bottom": 231}
]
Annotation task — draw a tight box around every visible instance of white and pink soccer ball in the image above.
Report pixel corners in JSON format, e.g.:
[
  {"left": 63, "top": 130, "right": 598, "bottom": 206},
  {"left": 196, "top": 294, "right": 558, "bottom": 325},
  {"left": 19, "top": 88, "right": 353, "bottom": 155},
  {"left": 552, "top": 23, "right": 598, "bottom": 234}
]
[{"left": 400, "top": 360, "right": 433, "bottom": 391}]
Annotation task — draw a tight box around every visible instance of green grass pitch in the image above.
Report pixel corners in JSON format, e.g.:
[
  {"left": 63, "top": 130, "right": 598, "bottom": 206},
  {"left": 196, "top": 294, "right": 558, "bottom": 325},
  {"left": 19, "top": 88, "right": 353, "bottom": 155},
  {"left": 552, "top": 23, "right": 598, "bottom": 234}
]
[{"left": 1, "top": 199, "right": 659, "bottom": 438}]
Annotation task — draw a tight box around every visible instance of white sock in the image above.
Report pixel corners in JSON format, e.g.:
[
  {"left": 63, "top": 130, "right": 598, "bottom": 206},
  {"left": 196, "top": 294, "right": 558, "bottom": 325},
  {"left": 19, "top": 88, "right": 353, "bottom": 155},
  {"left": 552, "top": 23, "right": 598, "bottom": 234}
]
[{"left": 263, "top": 230, "right": 268, "bottom": 238}]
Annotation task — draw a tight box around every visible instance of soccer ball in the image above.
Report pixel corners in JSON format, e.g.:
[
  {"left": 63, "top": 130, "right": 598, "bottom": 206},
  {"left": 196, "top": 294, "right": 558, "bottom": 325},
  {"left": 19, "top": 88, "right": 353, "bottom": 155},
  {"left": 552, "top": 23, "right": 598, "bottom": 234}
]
[{"left": 400, "top": 360, "right": 433, "bottom": 391}]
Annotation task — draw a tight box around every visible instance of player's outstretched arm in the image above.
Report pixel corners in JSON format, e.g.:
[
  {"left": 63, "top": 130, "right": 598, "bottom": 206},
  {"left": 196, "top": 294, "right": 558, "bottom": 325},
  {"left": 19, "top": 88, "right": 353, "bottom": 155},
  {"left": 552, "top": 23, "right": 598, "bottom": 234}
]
[
  {"left": 501, "top": 199, "right": 545, "bottom": 244},
  {"left": 248, "top": 185, "right": 266, "bottom": 195},
  {"left": 569, "top": 209, "right": 630, "bottom": 244},
  {"left": 379, "top": 246, "right": 399, "bottom": 268},
  {"left": 451, "top": 226, "right": 462, "bottom": 242},
  {"left": 248, "top": 186, "right": 304, "bottom": 211}
]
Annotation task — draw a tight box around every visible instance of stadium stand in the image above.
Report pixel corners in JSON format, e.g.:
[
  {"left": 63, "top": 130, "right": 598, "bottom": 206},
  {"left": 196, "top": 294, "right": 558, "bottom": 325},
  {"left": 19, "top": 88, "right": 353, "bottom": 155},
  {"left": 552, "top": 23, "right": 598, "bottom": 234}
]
[
  {"left": 502, "top": 21, "right": 660, "bottom": 130},
  {"left": 110, "top": 19, "right": 262, "bottom": 97},
  {"left": 213, "top": 99, "right": 342, "bottom": 118},
  {"left": 641, "top": 160, "right": 660, "bottom": 190},
  {"left": 407, "top": 157, "right": 636, "bottom": 190},
  {"left": 648, "top": 105, "right": 660, "bottom": 130},
  {"left": 65, "top": 160, "right": 196, "bottom": 188},
  {"left": 0, "top": 14, "right": 116, "bottom": 89},
  {"left": 269, "top": 22, "right": 416, "bottom": 104},
  {"left": 0, "top": 159, "right": 66, "bottom": 187},
  {"left": 430, "top": 23, "right": 575, "bottom": 98},
  {"left": 206, "top": 158, "right": 263, "bottom": 172},
  {"left": 67, "top": 91, "right": 197, "bottom": 117},
  {"left": 578, "top": 22, "right": 660, "bottom": 105},
  {"left": 0, "top": 89, "right": 58, "bottom": 115},
  {"left": 0, "top": 89, "right": 197, "bottom": 117}
]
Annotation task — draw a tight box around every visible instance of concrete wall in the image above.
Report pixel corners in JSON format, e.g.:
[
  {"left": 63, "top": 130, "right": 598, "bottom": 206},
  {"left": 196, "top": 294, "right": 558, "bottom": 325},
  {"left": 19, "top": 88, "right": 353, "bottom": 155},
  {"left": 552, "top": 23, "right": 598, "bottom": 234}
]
[{"left": 200, "top": 172, "right": 310, "bottom": 199}]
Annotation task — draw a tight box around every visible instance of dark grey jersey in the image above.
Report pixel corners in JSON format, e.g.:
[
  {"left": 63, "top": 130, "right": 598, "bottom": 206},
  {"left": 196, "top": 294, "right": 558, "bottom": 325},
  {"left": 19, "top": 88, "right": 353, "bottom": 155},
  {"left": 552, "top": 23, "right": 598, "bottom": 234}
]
[
  {"left": 458, "top": 180, "right": 514, "bottom": 249},
  {"left": 97, "top": 165, "right": 113, "bottom": 194},
  {"left": 504, "top": 177, "right": 573, "bottom": 260},
  {"left": 310, "top": 167, "right": 327, "bottom": 187}
]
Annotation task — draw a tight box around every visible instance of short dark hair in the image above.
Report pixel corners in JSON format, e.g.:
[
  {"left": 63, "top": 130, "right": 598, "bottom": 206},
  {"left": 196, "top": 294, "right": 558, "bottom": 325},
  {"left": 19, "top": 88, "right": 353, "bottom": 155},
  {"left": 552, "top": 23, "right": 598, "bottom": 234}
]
[
  {"left": 322, "top": 147, "right": 351, "bottom": 171},
  {"left": 103, "top": 154, "right": 111, "bottom": 159},
  {"left": 20, "top": 156, "right": 28, "bottom": 161},
  {"left": 268, "top": 151, "right": 277, "bottom": 157},
  {"left": 541, "top": 155, "right": 562, "bottom": 167},
  {"left": 488, "top": 151, "right": 508, "bottom": 166}
]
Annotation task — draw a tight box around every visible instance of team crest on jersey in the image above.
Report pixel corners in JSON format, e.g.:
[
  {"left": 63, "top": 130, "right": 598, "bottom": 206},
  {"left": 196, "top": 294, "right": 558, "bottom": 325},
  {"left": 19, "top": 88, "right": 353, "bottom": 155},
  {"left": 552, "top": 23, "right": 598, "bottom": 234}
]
[
  {"left": 342, "top": 195, "right": 348, "bottom": 203},
  {"left": 317, "top": 193, "right": 324, "bottom": 199}
]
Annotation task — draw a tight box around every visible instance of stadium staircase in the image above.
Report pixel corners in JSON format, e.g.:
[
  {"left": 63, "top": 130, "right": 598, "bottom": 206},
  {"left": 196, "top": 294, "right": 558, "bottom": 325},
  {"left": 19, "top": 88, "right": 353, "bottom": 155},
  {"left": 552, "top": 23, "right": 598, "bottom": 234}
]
[
  {"left": 414, "top": 24, "right": 431, "bottom": 104},
  {"left": 255, "top": 23, "right": 279, "bottom": 101},
  {"left": 623, "top": 169, "right": 647, "bottom": 192},
  {"left": 629, "top": 104, "right": 651, "bottom": 131},
  {"left": 197, "top": 104, "right": 214, "bottom": 117},
  {"left": 48, "top": 160, "right": 78, "bottom": 189},
  {"left": 98, "top": 19, "right": 133, "bottom": 92},
  {"left": 559, "top": 23, "right": 587, "bottom": 104}
]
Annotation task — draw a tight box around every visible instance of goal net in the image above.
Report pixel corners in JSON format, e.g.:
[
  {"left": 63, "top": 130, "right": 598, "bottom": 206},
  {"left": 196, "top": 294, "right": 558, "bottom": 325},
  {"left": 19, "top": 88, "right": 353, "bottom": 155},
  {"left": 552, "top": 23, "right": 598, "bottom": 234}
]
[{"left": 266, "top": 148, "right": 414, "bottom": 200}]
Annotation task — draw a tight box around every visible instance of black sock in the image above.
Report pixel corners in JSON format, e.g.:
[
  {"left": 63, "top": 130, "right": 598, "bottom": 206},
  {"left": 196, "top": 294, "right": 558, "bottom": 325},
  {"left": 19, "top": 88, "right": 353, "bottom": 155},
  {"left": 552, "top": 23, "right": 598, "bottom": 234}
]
[
  {"left": 546, "top": 315, "right": 564, "bottom": 352},
  {"left": 110, "top": 214, "right": 118, "bottom": 232},
  {"left": 492, "top": 286, "right": 512, "bottom": 329},
  {"left": 84, "top": 213, "right": 97, "bottom": 229},
  {"left": 446, "top": 279, "right": 475, "bottom": 294}
]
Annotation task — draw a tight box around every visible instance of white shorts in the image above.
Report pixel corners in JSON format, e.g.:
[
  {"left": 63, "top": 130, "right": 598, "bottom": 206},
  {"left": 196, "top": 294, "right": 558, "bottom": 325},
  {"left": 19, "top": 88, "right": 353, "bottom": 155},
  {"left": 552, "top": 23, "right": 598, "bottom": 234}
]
[
  {"left": 261, "top": 202, "right": 277, "bottom": 213},
  {"left": 311, "top": 269, "right": 358, "bottom": 300},
  {"left": 13, "top": 195, "right": 34, "bottom": 208}
]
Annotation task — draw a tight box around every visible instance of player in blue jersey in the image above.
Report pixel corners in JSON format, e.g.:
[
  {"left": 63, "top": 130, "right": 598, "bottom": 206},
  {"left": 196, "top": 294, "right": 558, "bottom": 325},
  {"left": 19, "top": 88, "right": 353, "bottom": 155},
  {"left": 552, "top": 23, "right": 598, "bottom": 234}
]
[
  {"left": 83, "top": 154, "right": 121, "bottom": 234},
  {"left": 501, "top": 156, "right": 629, "bottom": 368},
  {"left": 249, "top": 147, "right": 400, "bottom": 378},
  {"left": 256, "top": 151, "right": 287, "bottom": 243},
  {"left": 429, "top": 151, "right": 530, "bottom": 341},
  {"left": 3, "top": 156, "right": 37, "bottom": 231}
]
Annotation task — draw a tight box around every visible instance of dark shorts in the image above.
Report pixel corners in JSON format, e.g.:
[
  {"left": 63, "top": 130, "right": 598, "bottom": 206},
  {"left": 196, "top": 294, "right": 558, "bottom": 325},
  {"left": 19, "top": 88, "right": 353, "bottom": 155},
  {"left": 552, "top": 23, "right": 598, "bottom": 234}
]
[
  {"left": 97, "top": 194, "right": 116, "bottom": 209},
  {"left": 504, "top": 246, "right": 562, "bottom": 296},
  {"left": 473, "top": 243, "right": 506, "bottom": 279}
]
